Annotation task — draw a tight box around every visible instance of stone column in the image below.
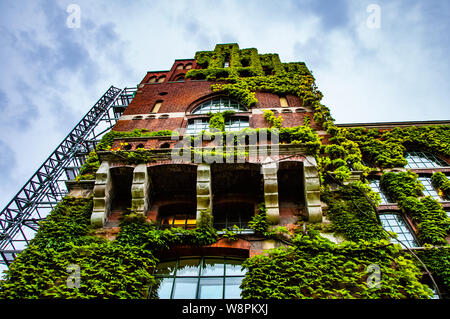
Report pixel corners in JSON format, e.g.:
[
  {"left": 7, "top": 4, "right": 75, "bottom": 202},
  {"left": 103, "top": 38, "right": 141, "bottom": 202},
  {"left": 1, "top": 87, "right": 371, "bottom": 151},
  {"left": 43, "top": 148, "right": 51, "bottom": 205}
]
[
  {"left": 91, "top": 161, "right": 112, "bottom": 227},
  {"left": 262, "top": 160, "right": 280, "bottom": 224},
  {"left": 303, "top": 155, "right": 322, "bottom": 222},
  {"left": 196, "top": 164, "right": 212, "bottom": 225},
  {"left": 131, "top": 164, "right": 149, "bottom": 215}
]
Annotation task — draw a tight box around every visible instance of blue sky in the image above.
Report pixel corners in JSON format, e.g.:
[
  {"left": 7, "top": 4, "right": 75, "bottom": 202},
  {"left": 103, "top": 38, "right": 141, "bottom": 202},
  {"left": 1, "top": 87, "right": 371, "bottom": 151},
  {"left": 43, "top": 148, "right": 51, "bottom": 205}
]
[{"left": 0, "top": 0, "right": 449, "bottom": 209}]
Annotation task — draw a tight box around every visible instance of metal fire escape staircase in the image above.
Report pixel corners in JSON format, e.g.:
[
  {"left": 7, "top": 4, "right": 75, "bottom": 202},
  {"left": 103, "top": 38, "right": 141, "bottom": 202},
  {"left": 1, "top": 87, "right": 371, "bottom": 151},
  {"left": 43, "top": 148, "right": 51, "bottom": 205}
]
[{"left": 0, "top": 86, "right": 137, "bottom": 268}]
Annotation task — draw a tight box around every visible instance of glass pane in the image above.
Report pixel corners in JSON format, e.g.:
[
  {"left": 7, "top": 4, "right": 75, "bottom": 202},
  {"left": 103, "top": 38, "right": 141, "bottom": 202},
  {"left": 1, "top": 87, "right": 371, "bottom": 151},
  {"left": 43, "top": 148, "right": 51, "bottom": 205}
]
[
  {"left": 155, "top": 277, "right": 173, "bottom": 299},
  {"left": 155, "top": 260, "right": 177, "bottom": 276},
  {"left": 224, "top": 277, "right": 243, "bottom": 299},
  {"left": 225, "top": 260, "right": 246, "bottom": 276},
  {"left": 202, "top": 258, "right": 225, "bottom": 276},
  {"left": 172, "top": 277, "right": 197, "bottom": 299},
  {"left": 198, "top": 277, "right": 223, "bottom": 299},
  {"left": 176, "top": 259, "right": 200, "bottom": 276}
]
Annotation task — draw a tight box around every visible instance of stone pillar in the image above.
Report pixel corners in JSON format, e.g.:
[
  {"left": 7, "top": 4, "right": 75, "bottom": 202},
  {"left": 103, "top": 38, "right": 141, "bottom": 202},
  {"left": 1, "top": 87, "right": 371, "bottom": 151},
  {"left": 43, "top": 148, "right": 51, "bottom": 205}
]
[
  {"left": 196, "top": 164, "right": 212, "bottom": 224},
  {"left": 91, "top": 161, "right": 112, "bottom": 227},
  {"left": 131, "top": 164, "right": 149, "bottom": 215},
  {"left": 303, "top": 156, "right": 322, "bottom": 222},
  {"left": 262, "top": 161, "right": 280, "bottom": 224}
]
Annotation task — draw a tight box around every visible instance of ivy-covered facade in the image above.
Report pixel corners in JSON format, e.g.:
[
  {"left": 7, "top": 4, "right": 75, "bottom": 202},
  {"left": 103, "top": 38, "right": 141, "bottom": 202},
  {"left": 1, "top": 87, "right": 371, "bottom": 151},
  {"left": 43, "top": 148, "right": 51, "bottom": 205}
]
[{"left": 1, "top": 43, "right": 449, "bottom": 299}]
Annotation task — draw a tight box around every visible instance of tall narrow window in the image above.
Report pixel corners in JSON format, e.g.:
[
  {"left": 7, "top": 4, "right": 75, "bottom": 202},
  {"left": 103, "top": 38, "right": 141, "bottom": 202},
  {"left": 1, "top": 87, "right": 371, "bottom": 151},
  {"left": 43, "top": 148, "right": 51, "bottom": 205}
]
[
  {"left": 152, "top": 100, "right": 163, "bottom": 113},
  {"left": 279, "top": 96, "right": 289, "bottom": 107},
  {"left": 368, "top": 179, "right": 392, "bottom": 204},
  {"left": 379, "top": 213, "right": 418, "bottom": 248},
  {"left": 418, "top": 176, "right": 442, "bottom": 200}
]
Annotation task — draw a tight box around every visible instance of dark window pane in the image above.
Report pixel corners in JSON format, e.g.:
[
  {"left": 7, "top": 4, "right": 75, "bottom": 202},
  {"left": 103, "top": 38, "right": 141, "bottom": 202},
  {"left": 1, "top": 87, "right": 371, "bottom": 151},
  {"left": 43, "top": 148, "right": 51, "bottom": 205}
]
[
  {"left": 176, "top": 259, "right": 200, "bottom": 276},
  {"left": 202, "top": 258, "right": 225, "bottom": 276},
  {"left": 155, "top": 260, "right": 177, "bottom": 276}
]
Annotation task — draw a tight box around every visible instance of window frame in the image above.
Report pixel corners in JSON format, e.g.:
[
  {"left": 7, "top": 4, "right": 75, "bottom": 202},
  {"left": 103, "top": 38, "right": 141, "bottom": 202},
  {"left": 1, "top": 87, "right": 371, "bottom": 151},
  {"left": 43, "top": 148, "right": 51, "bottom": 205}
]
[
  {"left": 405, "top": 151, "right": 448, "bottom": 169},
  {"left": 152, "top": 256, "right": 246, "bottom": 299},
  {"left": 379, "top": 212, "right": 419, "bottom": 248},
  {"left": 191, "top": 97, "right": 248, "bottom": 115}
]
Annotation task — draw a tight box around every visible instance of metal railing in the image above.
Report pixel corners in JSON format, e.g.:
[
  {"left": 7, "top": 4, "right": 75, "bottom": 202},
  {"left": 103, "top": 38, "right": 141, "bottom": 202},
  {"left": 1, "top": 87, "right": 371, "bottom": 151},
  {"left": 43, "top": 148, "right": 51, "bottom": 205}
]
[{"left": 0, "top": 86, "right": 136, "bottom": 267}]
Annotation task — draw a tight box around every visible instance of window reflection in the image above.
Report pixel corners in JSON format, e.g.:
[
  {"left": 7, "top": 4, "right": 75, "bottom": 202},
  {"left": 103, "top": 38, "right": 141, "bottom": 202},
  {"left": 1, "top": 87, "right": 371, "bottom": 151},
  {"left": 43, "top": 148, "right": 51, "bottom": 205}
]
[{"left": 152, "top": 257, "right": 246, "bottom": 299}]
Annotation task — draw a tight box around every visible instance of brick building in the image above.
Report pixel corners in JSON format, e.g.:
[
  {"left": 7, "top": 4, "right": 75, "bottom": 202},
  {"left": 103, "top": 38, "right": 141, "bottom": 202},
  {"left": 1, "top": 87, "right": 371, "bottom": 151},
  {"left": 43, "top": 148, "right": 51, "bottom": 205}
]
[{"left": 2, "top": 43, "right": 449, "bottom": 300}]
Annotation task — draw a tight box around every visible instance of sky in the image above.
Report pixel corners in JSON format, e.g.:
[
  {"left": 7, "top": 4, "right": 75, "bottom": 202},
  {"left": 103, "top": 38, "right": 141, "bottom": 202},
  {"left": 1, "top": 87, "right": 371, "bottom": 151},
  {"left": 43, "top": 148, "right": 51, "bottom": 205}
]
[{"left": 0, "top": 0, "right": 449, "bottom": 209}]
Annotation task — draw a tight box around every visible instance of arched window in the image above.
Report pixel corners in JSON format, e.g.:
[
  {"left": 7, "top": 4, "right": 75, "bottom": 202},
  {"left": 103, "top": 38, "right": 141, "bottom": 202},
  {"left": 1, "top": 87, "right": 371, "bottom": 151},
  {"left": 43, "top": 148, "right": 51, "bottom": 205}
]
[
  {"left": 176, "top": 63, "right": 184, "bottom": 70},
  {"left": 174, "top": 74, "right": 185, "bottom": 82},
  {"left": 148, "top": 76, "right": 157, "bottom": 83},
  {"left": 157, "top": 76, "right": 166, "bottom": 83},
  {"left": 191, "top": 98, "right": 247, "bottom": 114},
  {"left": 405, "top": 151, "right": 447, "bottom": 168},
  {"left": 152, "top": 100, "right": 163, "bottom": 113},
  {"left": 184, "top": 63, "right": 193, "bottom": 70},
  {"left": 152, "top": 257, "right": 246, "bottom": 299}
]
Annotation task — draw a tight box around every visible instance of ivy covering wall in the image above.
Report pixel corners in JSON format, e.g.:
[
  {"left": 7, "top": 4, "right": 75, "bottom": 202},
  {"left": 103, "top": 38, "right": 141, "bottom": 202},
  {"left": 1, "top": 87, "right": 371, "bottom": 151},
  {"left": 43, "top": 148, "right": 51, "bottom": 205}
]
[{"left": 1, "top": 44, "right": 449, "bottom": 299}]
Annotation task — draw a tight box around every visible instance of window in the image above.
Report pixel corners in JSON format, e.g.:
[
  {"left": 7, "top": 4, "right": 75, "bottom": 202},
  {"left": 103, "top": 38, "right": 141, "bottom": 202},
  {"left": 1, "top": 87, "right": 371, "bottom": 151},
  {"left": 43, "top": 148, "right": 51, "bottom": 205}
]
[
  {"left": 379, "top": 213, "right": 419, "bottom": 248},
  {"left": 368, "top": 179, "right": 392, "bottom": 204},
  {"left": 224, "top": 118, "right": 249, "bottom": 132},
  {"left": 418, "top": 176, "right": 442, "bottom": 200},
  {"left": 192, "top": 98, "right": 247, "bottom": 114},
  {"left": 174, "top": 74, "right": 185, "bottom": 82},
  {"left": 224, "top": 61, "right": 230, "bottom": 68},
  {"left": 279, "top": 96, "right": 289, "bottom": 107},
  {"left": 152, "top": 257, "right": 246, "bottom": 299},
  {"left": 213, "top": 203, "right": 254, "bottom": 231},
  {"left": 148, "top": 76, "right": 157, "bottom": 83},
  {"left": 176, "top": 64, "right": 184, "bottom": 70},
  {"left": 152, "top": 100, "right": 163, "bottom": 113},
  {"left": 186, "top": 117, "right": 249, "bottom": 135},
  {"left": 157, "top": 76, "right": 166, "bottom": 83},
  {"left": 184, "top": 63, "right": 193, "bottom": 70},
  {"left": 405, "top": 151, "right": 447, "bottom": 169},
  {"left": 158, "top": 205, "right": 196, "bottom": 230},
  {"left": 185, "top": 118, "right": 210, "bottom": 135}
]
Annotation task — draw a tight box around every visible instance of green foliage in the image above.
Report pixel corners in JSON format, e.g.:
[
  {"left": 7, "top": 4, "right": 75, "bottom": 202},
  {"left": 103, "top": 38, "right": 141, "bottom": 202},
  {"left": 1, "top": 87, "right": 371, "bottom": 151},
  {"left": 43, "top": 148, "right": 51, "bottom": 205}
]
[
  {"left": 0, "top": 197, "right": 157, "bottom": 299},
  {"left": 431, "top": 172, "right": 450, "bottom": 198},
  {"left": 263, "top": 110, "right": 283, "bottom": 129},
  {"left": 241, "top": 231, "right": 433, "bottom": 299},
  {"left": 381, "top": 171, "right": 450, "bottom": 245},
  {"left": 342, "top": 125, "right": 450, "bottom": 168},
  {"left": 248, "top": 204, "right": 269, "bottom": 236},
  {"left": 322, "top": 182, "right": 387, "bottom": 242},
  {"left": 380, "top": 171, "right": 423, "bottom": 201},
  {"left": 417, "top": 247, "right": 450, "bottom": 295}
]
